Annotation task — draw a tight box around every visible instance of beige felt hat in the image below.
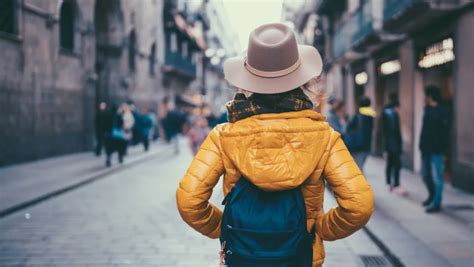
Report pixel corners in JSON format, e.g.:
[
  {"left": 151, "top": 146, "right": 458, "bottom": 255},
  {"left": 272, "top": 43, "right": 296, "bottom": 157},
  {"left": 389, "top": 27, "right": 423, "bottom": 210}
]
[{"left": 224, "top": 23, "right": 323, "bottom": 94}]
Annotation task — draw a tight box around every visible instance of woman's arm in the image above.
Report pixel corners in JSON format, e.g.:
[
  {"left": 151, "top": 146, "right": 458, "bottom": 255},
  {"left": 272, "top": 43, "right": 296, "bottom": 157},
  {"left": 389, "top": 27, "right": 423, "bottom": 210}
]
[
  {"left": 176, "top": 127, "right": 225, "bottom": 239},
  {"left": 315, "top": 131, "right": 374, "bottom": 241}
]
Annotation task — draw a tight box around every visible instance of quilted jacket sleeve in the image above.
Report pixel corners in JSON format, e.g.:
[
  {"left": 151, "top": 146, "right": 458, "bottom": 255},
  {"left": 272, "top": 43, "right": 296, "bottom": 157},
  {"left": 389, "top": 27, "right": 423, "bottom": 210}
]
[
  {"left": 315, "top": 130, "right": 374, "bottom": 241},
  {"left": 176, "top": 127, "right": 225, "bottom": 239}
]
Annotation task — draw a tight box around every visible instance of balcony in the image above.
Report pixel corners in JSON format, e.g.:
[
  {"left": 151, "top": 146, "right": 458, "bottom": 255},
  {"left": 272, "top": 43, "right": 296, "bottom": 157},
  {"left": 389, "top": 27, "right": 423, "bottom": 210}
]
[
  {"left": 352, "top": 1, "right": 377, "bottom": 47},
  {"left": 163, "top": 49, "right": 196, "bottom": 79},
  {"left": 333, "top": 2, "right": 378, "bottom": 60},
  {"left": 383, "top": 0, "right": 462, "bottom": 33},
  {"left": 333, "top": 16, "right": 355, "bottom": 60}
]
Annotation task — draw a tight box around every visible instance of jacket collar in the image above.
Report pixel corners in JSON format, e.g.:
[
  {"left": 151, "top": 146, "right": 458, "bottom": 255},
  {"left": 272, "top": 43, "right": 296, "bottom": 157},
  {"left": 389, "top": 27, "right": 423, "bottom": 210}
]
[{"left": 247, "top": 109, "right": 326, "bottom": 121}]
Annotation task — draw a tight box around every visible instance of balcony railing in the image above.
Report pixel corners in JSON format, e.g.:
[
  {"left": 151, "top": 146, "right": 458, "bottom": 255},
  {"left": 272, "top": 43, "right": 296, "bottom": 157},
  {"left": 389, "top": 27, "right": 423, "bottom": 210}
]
[
  {"left": 164, "top": 50, "right": 196, "bottom": 79},
  {"left": 352, "top": 1, "right": 374, "bottom": 45},
  {"left": 384, "top": 0, "right": 417, "bottom": 21},
  {"left": 333, "top": 2, "right": 375, "bottom": 59},
  {"left": 333, "top": 16, "right": 355, "bottom": 59}
]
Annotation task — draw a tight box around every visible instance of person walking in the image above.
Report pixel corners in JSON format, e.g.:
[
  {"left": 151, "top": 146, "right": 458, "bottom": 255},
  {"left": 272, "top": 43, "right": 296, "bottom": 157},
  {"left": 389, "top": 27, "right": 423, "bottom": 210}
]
[
  {"left": 187, "top": 115, "right": 210, "bottom": 155},
  {"left": 94, "top": 102, "right": 113, "bottom": 156},
  {"left": 345, "top": 96, "right": 376, "bottom": 171},
  {"left": 381, "top": 93, "right": 404, "bottom": 194},
  {"left": 326, "top": 98, "right": 347, "bottom": 134},
  {"left": 176, "top": 23, "right": 373, "bottom": 267},
  {"left": 105, "top": 103, "right": 134, "bottom": 166},
  {"left": 420, "top": 86, "right": 449, "bottom": 213},
  {"left": 164, "top": 107, "right": 186, "bottom": 154},
  {"left": 139, "top": 106, "right": 154, "bottom": 152}
]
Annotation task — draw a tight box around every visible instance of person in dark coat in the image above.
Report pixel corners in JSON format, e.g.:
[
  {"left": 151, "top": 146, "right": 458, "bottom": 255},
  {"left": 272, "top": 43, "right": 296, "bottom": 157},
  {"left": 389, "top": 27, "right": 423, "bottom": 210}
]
[
  {"left": 94, "top": 102, "right": 113, "bottom": 156},
  {"left": 346, "top": 96, "right": 376, "bottom": 171},
  {"left": 164, "top": 108, "right": 187, "bottom": 154},
  {"left": 419, "top": 86, "right": 449, "bottom": 213},
  {"left": 139, "top": 106, "right": 154, "bottom": 152},
  {"left": 381, "top": 93, "right": 403, "bottom": 193}
]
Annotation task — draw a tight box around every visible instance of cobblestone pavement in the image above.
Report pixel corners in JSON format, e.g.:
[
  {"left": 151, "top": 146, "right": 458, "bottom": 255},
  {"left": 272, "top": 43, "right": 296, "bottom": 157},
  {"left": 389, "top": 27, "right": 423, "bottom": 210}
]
[{"left": 0, "top": 138, "right": 383, "bottom": 266}]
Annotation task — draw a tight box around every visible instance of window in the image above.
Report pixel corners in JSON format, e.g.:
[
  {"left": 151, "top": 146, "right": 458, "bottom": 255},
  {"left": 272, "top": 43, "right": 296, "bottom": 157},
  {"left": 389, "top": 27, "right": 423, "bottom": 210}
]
[
  {"left": 182, "top": 41, "right": 188, "bottom": 59},
  {"left": 59, "top": 0, "right": 75, "bottom": 50},
  {"left": 149, "top": 42, "right": 156, "bottom": 76},
  {"left": 0, "top": 0, "right": 17, "bottom": 35},
  {"left": 170, "top": 33, "right": 177, "bottom": 52},
  {"left": 128, "top": 30, "right": 136, "bottom": 72}
]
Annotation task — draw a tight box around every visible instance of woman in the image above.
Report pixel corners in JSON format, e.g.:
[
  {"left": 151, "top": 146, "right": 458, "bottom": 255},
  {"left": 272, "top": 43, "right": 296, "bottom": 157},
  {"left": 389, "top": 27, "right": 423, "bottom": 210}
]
[
  {"left": 105, "top": 103, "right": 134, "bottom": 166},
  {"left": 176, "top": 23, "right": 373, "bottom": 266}
]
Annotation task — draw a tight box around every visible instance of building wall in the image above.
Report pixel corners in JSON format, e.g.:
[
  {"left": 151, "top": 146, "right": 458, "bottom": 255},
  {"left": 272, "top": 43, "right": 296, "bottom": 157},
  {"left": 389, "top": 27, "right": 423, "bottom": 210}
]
[
  {"left": 452, "top": 8, "right": 474, "bottom": 190},
  {"left": 0, "top": 0, "right": 165, "bottom": 166},
  {"left": 0, "top": 0, "right": 96, "bottom": 166},
  {"left": 96, "top": 0, "right": 164, "bottom": 111}
]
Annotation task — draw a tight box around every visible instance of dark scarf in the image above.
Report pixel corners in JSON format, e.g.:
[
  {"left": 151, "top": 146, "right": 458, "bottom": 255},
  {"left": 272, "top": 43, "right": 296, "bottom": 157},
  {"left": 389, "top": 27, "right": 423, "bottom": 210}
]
[{"left": 226, "top": 88, "right": 313, "bottom": 123}]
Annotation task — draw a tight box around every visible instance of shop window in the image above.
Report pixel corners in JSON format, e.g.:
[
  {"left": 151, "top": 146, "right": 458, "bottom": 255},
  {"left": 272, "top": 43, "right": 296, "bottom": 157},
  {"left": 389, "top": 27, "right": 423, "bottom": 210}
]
[
  {"left": 149, "top": 42, "right": 156, "bottom": 76},
  {"left": 128, "top": 30, "right": 136, "bottom": 72},
  {"left": 59, "top": 0, "right": 75, "bottom": 51},
  {"left": 0, "top": 0, "right": 17, "bottom": 35}
]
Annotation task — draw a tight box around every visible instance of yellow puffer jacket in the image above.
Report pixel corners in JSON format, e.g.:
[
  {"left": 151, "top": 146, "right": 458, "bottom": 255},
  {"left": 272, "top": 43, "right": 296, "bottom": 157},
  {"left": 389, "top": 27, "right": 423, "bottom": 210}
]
[{"left": 176, "top": 110, "right": 374, "bottom": 266}]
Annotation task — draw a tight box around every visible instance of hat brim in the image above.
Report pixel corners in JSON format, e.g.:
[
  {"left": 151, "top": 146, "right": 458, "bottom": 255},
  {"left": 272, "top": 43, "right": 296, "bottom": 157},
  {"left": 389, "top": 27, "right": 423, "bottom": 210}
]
[{"left": 223, "top": 45, "right": 322, "bottom": 94}]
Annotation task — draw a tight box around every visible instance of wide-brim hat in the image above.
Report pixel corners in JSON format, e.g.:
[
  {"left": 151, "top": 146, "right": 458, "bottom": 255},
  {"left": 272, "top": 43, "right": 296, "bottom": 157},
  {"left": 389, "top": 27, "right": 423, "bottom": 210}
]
[{"left": 224, "top": 23, "right": 323, "bottom": 94}]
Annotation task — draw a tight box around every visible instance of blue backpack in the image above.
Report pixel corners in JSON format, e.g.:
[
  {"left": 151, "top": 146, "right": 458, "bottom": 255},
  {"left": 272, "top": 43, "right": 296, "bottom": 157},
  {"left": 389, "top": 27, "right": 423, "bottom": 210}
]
[{"left": 220, "top": 177, "right": 314, "bottom": 267}]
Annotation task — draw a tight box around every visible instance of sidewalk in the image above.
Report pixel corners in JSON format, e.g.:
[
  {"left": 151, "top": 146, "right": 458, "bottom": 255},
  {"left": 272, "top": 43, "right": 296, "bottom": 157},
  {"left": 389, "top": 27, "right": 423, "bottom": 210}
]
[
  {"left": 0, "top": 141, "right": 172, "bottom": 218},
  {"left": 363, "top": 157, "right": 474, "bottom": 267},
  {"left": 322, "top": 190, "right": 390, "bottom": 267}
]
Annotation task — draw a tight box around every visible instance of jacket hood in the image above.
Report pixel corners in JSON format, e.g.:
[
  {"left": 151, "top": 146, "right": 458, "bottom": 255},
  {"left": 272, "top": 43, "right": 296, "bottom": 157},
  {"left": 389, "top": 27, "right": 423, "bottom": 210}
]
[{"left": 218, "top": 110, "right": 332, "bottom": 191}]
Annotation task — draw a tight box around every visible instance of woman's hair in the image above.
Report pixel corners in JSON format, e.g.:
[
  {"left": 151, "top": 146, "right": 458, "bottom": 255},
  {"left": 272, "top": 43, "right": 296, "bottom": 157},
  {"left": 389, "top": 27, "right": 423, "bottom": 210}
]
[{"left": 232, "top": 76, "right": 328, "bottom": 108}]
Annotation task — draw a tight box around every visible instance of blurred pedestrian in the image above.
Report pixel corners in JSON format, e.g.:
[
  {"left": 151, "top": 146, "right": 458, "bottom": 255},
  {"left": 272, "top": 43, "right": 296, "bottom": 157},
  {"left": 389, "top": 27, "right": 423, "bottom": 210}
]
[
  {"left": 176, "top": 23, "right": 373, "bottom": 267},
  {"left": 326, "top": 98, "right": 347, "bottom": 134},
  {"left": 187, "top": 115, "right": 210, "bottom": 155},
  {"left": 381, "top": 93, "right": 404, "bottom": 194},
  {"left": 139, "top": 106, "right": 154, "bottom": 152},
  {"left": 164, "top": 107, "right": 186, "bottom": 154},
  {"left": 215, "top": 106, "right": 228, "bottom": 124},
  {"left": 105, "top": 103, "right": 134, "bottom": 167},
  {"left": 346, "top": 96, "right": 376, "bottom": 171},
  {"left": 94, "top": 102, "right": 113, "bottom": 156},
  {"left": 420, "top": 86, "right": 449, "bottom": 213},
  {"left": 126, "top": 100, "right": 141, "bottom": 145}
]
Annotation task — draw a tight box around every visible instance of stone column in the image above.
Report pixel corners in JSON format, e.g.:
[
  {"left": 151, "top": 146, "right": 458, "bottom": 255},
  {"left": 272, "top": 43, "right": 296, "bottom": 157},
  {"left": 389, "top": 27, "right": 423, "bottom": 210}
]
[
  {"left": 452, "top": 9, "right": 474, "bottom": 191},
  {"left": 398, "top": 39, "right": 416, "bottom": 170},
  {"left": 365, "top": 59, "right": 377, "bottom": 106},
  {"left": 344, "top": 65, "right": 356, "bottom": 115},
  {"left": 365, "top": 59, "right": 379, "bottom": 154}
]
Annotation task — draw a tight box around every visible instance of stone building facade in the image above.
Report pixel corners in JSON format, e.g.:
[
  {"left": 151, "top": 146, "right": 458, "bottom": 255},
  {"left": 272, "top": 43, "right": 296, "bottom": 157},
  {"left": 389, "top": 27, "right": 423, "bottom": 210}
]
[
  {"left": 0, "top": 0, "right": 97, "bottom": 165},
  {"left": 0, "top": 0, "right": 165, "bottom": 166},
  {"left": 288, "top": 0, "right": 474, "bottom": 191}
]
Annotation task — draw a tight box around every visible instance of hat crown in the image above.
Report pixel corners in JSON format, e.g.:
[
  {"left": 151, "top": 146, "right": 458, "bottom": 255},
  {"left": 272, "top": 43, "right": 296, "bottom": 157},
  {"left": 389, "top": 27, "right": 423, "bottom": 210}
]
[{"left": 247, "top": 23, "right": 300, "bottom": 72}]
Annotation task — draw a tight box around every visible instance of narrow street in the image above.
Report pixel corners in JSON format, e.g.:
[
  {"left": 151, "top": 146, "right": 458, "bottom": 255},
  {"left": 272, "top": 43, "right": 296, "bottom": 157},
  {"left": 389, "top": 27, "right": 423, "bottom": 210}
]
[
  {"left": 0, "top": 140, "right": 220, "bottom": 266},
  {"left": 0, "top": 139, "right": 385, "bottom": 266},
  {"left": 0, "top": 138, "right": 472, "bottom": 266}
]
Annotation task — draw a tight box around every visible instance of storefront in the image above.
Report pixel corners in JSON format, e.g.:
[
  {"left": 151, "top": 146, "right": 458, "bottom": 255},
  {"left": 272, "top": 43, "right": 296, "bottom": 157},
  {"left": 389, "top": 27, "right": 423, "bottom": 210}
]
[{"left": 416, "top": 36, "right": 455, "bottom": 181}]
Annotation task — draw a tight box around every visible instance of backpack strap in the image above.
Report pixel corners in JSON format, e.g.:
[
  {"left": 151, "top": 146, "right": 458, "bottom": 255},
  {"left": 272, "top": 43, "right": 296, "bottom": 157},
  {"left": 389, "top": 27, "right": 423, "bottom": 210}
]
[{"left": 222, "top": 177, "right": 251, "bottom": 205}]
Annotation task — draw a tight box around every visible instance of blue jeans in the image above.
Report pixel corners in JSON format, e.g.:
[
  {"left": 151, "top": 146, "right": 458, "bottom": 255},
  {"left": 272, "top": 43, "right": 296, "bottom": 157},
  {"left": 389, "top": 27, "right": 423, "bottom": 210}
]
[{"left": 421, "top": 153, "right": 444, "bottom": 207}]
